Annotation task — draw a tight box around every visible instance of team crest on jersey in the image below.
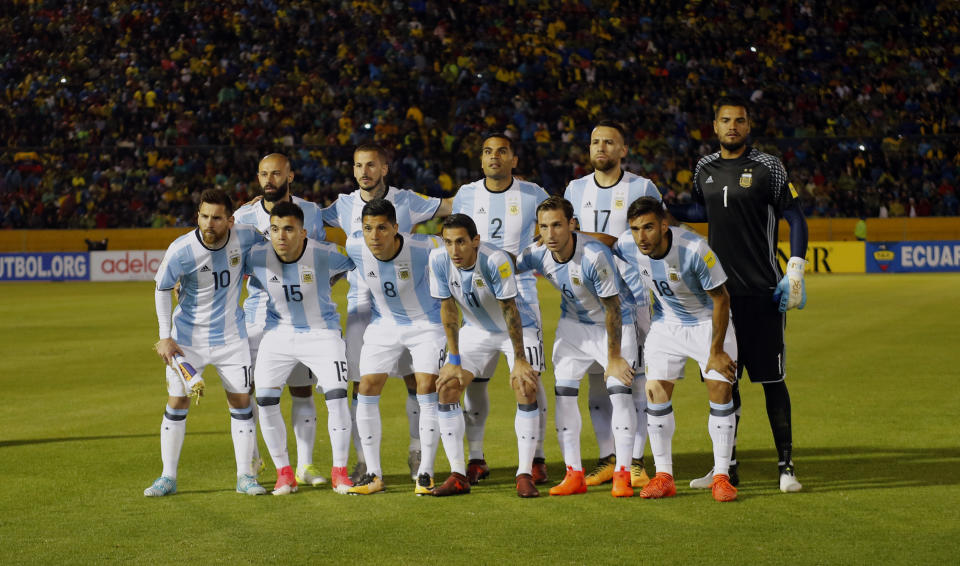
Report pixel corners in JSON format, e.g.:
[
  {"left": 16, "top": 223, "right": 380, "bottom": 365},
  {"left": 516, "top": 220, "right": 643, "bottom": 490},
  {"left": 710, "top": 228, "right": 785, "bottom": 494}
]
[
  {"left": 301, "top": 270, "right": 314, "bottom": 284},
  {"left": 739, "top": 171, "right": 753, "bottom": 188},
  {"left": 399, "top": 269, "right": 410, "bottom": 280},
  {"left": 474, "top": 278, "right": 485, "bottom": 288},
  {"left": 509, "top": 204, "right": 520, "bottom": 216},
  {"left": 669, "top": 271, "right": 680, "bottom": 282},
  {"left": 571, "top": 276, "right": 581, "bottom": 286},
  {"left": 229, "top": 250, "right": 241, "bottom": 267},
  {"left": 614, "top": 198, "right": 625, "bottom": 210}
]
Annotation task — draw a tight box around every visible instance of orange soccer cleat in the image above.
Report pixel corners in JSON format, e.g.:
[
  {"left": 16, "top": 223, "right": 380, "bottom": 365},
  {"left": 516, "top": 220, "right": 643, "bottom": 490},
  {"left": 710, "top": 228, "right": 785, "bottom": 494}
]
[
  {"left": 711, "top": 473, "right": 738, "bottom": 502},
  {"left": 639, "top": 472, "right": 676, "bottom": 499},
  {"left": 330, "top": 466, "right": 353, "bottom": 494},
  {"left": 548, "top": 466, "right": 588, "bottom": 496},
  {"left": 611, "top": 467, "right": 634, "bottom": 498}
]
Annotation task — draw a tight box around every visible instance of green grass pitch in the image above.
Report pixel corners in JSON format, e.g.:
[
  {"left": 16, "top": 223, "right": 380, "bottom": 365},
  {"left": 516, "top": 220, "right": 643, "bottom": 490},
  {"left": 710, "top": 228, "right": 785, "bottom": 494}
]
[{"left": 1, "top": 274, "right": 958, "bottom": 564}]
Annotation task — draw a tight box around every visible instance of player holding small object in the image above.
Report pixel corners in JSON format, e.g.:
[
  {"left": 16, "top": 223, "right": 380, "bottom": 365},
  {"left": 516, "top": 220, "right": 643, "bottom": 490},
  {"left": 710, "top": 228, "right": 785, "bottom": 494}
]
[
  {"left": 563, "top": 120, "right": 662, "bottom": 489},
  {"left": 673, "top": 96, "right": 808, "bottom": 493},
  {"left": 321, "top": 143, "right": 451, "bottom": 482},
  {"left": 243, "top": 202, "right": 355, "bottom": 495},
  {"left": 516, "top": 197, "right": 639, "bottom": 498},
  {"left": 612, "top": 197, "right": 739, "bottom": 502},
  {"left": 343, "top": 199, "right": 448, "bottom": 496},
  {"left": 451, "top": 133, "right": 551, "bottom": 485},
  {"left": 146, "top": 189, "right": 267, "bottom": 497},
  {"left": 234, "top": 153, "right": 330, "bottom": 487},
  {"left": 429, "top": 214, "right": 544, "bottom": 497}
]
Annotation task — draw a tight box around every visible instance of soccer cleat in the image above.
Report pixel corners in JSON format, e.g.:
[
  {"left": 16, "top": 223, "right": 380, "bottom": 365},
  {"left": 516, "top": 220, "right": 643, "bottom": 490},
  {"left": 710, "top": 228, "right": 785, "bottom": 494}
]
[
  {"left": 414, "top": 473, "right": 435, "bottom": 496},
  {"left": 295, "top": 464, "right": 328, "bottom": 487},
  {"left": 330, "top": 466, "right": 353, "bottom": 494},
  {"left": 779, "top": 464, "right": 803, "bottom": 493},
  {"left": 515, "top": 473, "right": 540, "bottom": 498},
  {"left": 466, "top": 459, "right": 490, "bottom": 485},
  {"left": 236, "top": 474, "right": 267, "bottom": 495},
  {"left": 584, "top": 454, "right": 616, "bottom": 486},
  {"left": 272, "top": 466, "right": 299, "bottom": 495},
  {"left": 143, "top": 476, "right": 177, "bottom": 497},
  {"left": 690, "top": 463, "right": 739, "bottom": 489},
  {"left": 347, "top": 473, "right": 385, "bottom": 495},
  {"left": 432, "top": 472, "right": 471, "bottom": 497},
  {"left": 548, "top": 466, "right": 587, "bottom": 496},
  {"left": 611, "top": 467, "right": 633, "bottom": 498},
  {"left": 639, "top": 472, "right": 677, "bottom": 499},
  {"left": 349, "top": 461, "right": 367, "bottom": 484},
  {"left": 711, "top": 473, "right": 738, "bottom": 502},
  {"left": 531, "top": 457, "right": 549, "bottom": 484},
  {"left": 630, "top": 457, "right": 650, "bottom": 488},
  {"left": 408, "top": 449, "right": 422, "bottom": 481}
]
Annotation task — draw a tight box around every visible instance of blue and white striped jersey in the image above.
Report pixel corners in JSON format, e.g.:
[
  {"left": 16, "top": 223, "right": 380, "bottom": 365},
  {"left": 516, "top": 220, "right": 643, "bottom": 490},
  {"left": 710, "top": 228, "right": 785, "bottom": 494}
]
[
  {"left": 563, "top": 170, "right": 661, "bottom": 235},
  {"left": 321, "top": 186, "right": 440, "bottom": 315},
  {"left": 345, "top": 233, "right": 443, "bottom": 326},
  {"left": 243, "top": 238, "right": 354, "bottom": 332},
  {"left": 613, "top": 226, "right": 727, "bottom": 326},
  {"left": 155, "top": 224, "right": 263, "bottom": 347},
  {"left": 453, "top": 178, "right": 548, "bottom": 309},
  {"left": 516, "top": 233, "right": 635, "bottom": 326},
  {"left": 428, "top": 242, "right": 538, "bottom": 333},
  {"left": 234, "top": 195, "right": 327, "bottom": 329}
]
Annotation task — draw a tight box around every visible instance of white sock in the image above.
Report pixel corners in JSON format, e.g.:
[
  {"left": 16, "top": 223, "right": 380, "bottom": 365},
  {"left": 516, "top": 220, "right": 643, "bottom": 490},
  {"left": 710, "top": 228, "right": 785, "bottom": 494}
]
[
  {"left": 515, "top": 402, "right": 539, "bottom": 476},
  {"left": 554, "top": 383, "right": 582, "bottom": 471},
  {"left": 417, "top": 393, "right": 439, "bottom": 477},
  {"left": 606, "top": 377, "right": 636, "bottom": 471},
  {"left": 535, "top": 382, "right": 548, "bottom": 459},
  {"left": 356, "top": 395, "right": 382, "bottom": 477},
  {"left": 290, "top": 395, "right": 317, "bottom": 472},
  {"left": 251, "top": 401, "right": 261, "bottom": 462},
  {"left": 350, "top": 394, "right": 365, "bottom": 463},
  {"left": 464, "top": 379, "right": 489, "bottom": 460},
  {"left": 160, "top": 405, "right": 187, "bottom": 479},
  {"left": 709, "top": 400, "right": 736, "bottom": 476},
  {"left": 256, "top": 392, "right": 289, "bottom": 470},
  {"left": 587, "top": 371, "right": 614, "bottom": 457},
  {"left": 438, "top": 402, "right": 466, "bottom": 475},
  {"left": 646, "top": 401, "right": 675, "bottom": 477},
  {"left": 326, "top": 395, "right": 351, "bottom": 468},
  {"left": 229, "top": 405, "right": 256, "bottom": 476},
  {"left": 406, "top": 388, "right": 421, "bottom": 452},
  {"left": 632, "top": 379, "right": 648, "bottom": 459}
]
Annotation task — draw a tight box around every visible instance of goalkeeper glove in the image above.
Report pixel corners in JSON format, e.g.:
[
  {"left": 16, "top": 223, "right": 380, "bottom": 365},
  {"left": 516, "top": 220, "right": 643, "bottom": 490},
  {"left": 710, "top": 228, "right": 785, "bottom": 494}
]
[
  {"left": 172, "top": 354, "right": 205, "bottom": 403},
  {"left": 773, "top": 257, "right": 807, "bottom": 312}
]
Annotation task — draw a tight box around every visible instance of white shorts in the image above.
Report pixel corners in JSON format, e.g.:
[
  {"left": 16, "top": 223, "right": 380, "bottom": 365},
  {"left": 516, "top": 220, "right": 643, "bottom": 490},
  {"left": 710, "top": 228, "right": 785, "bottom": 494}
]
[
  {"left": 644, "top": 320, "right": 738, "bottom": 382},
  {"left": 359, "top": 323, "right": 446, "bottom": 377},
  {"left": 165, "top": 339, "right": 251, "bottom": 397},
  {"left": 460, "top": 325, "right": 545, "bottom": 379},
  {"left": 254, "top": 328, "right": 349, "bottom": 393},
  {"left": 552, "top": 318, "right": 639, "bottom": 381},
  {"left": 248, "top": 323, "right": 315, "bottom": 388},
  {"left": 345, "top": 310, "right": 415, "bottom": 382}
]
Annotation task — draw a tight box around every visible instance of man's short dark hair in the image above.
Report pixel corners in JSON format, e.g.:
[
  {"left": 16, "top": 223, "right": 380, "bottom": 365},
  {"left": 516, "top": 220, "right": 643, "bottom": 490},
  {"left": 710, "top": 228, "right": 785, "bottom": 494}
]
[
  {"left": 627, "top": 196, "right": 666, "bottom": 222},
  {"left": 441, "top": 214, "right": 478, "bottom": 239},
  {"left": 269, "top": 201, "right": 304, "bottom": 224},
  {"left": 593, "top": 120, "right": 628, "bottom": 142},
  {"left": 481, "top": 132, "right": 515, "bottom": 154},
  {"left": 200, "top": 188, "right": 233, "bottom": 212},
  {"left": 354, "top": 143, "right": 390, "bottom": 162},
  {"left": 361, "top": 198, "right": 397, "bottom": 224},
  {"left": 714, "top": 96, "right": 750, "bottom": 119},
  {"left": 536, "top": 196, "right": 575, "bottom": 221}
]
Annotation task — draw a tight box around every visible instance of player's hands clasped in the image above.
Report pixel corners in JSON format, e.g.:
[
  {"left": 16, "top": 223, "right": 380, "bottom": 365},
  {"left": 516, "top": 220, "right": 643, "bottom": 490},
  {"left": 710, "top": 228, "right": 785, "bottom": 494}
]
[
  {"left": 154, "top": 338, "right": 184, "bottom": 366},
  {"left": 436, "top": 362, "right": 465, "bottom": 393},
  {"left": 509, "top": 357, "right": 540, "bottom": 398},
  {"left": 705, "top": 350, "right": 737, "bottom": 383},
  {"left": 605, "top": 355, "right": 635, "bottom": 386}
]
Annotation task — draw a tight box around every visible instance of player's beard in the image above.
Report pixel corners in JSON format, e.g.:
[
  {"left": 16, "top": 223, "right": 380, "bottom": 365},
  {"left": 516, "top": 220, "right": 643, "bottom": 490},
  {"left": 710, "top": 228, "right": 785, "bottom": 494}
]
[
  {"left": 590, "top": 155, "right": 618, "bottom": 174},
  {"left": 201, "top": 227, "right": 227, "bottom": 246},
  {"left": 720, "top": 139, "right": 746, "bottom": 153},
  {"left": 263, "top": 181, "right": 289, "bottom": 203},
  {"left": 360, "top": 175, "right": 386, "bottom": 197}
]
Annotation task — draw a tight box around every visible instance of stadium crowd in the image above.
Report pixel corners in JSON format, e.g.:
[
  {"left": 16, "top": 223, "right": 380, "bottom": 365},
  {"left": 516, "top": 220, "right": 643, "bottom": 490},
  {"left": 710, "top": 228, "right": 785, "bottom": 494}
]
[{"left": 1, "top": 0, "right": 959, "bottom": 229}]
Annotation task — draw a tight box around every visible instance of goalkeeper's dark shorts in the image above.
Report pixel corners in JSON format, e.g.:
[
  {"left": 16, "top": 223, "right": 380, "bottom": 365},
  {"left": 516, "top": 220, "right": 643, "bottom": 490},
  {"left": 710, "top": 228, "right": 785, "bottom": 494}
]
[{"left": 729, "top": 294, "right": 786, "bottom": 384}]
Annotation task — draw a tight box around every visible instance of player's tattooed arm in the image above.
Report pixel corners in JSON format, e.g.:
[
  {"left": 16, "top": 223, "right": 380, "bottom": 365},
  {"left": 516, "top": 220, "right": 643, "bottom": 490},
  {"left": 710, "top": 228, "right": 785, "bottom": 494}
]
[
  {"left": 499, "top": 298, "right": 539, "bottom": 397},
  {"left": 705, "top": 285, "right": 737, "bottom": 382},
  {"left": 600, "top": 294, "right": 634, "bottom": 385}
]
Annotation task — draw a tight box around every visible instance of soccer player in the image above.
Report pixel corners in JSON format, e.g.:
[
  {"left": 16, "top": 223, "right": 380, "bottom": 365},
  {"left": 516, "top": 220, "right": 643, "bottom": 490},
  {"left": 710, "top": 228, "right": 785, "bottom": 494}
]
[
  {"left": 612, "top": 197, "right": 739, "bottom": 502},
  {"left": 675, "top": 96, "right": 808, "bottom": 493},
  {"left": 145, "top": 188, "right": 266, "bottom": 497},
  {"left": 321, "top": 143, "right": 450, "bottom": 482},
  {"left": 451, "top": 133, "right": 551, "bottom": 485},
  {"left": 243, "top": 202, "right": 355, "bottom": 495},
  {"left": 343, "top": 198, "right": 449, "bottom": 496},
  {"left": 429, "top": 214, "right": 544, "bottom": 497},
  {"left": 234, "top": 153, "right": 329, "bottom": 487},
  {"left": 516, "top": 196, "right": 639, "bottom": 498},
  {"left": 563, "top": 121, "right": 661, "bottom": 489}
]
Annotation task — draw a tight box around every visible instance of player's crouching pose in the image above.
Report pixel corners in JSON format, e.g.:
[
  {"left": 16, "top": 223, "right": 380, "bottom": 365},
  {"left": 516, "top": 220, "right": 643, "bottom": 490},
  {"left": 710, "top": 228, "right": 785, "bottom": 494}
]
[
  {"left": 612, "top": 197, "right": 738, "bottom": 502},
  {"left": 344, "top": 198, "right": 450, "bottom": 496},
  {"left": 516, "top": 196, "right": 640, "bottom": 498},
  {"left": 146, "top": 189, "right": 267, "bottom": 497},
  {"left": 243, "top": 202, "right": 355, "bottom": 495},
  {"left": 429, "top": 214, "right": 545, "bottom": 497}
]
